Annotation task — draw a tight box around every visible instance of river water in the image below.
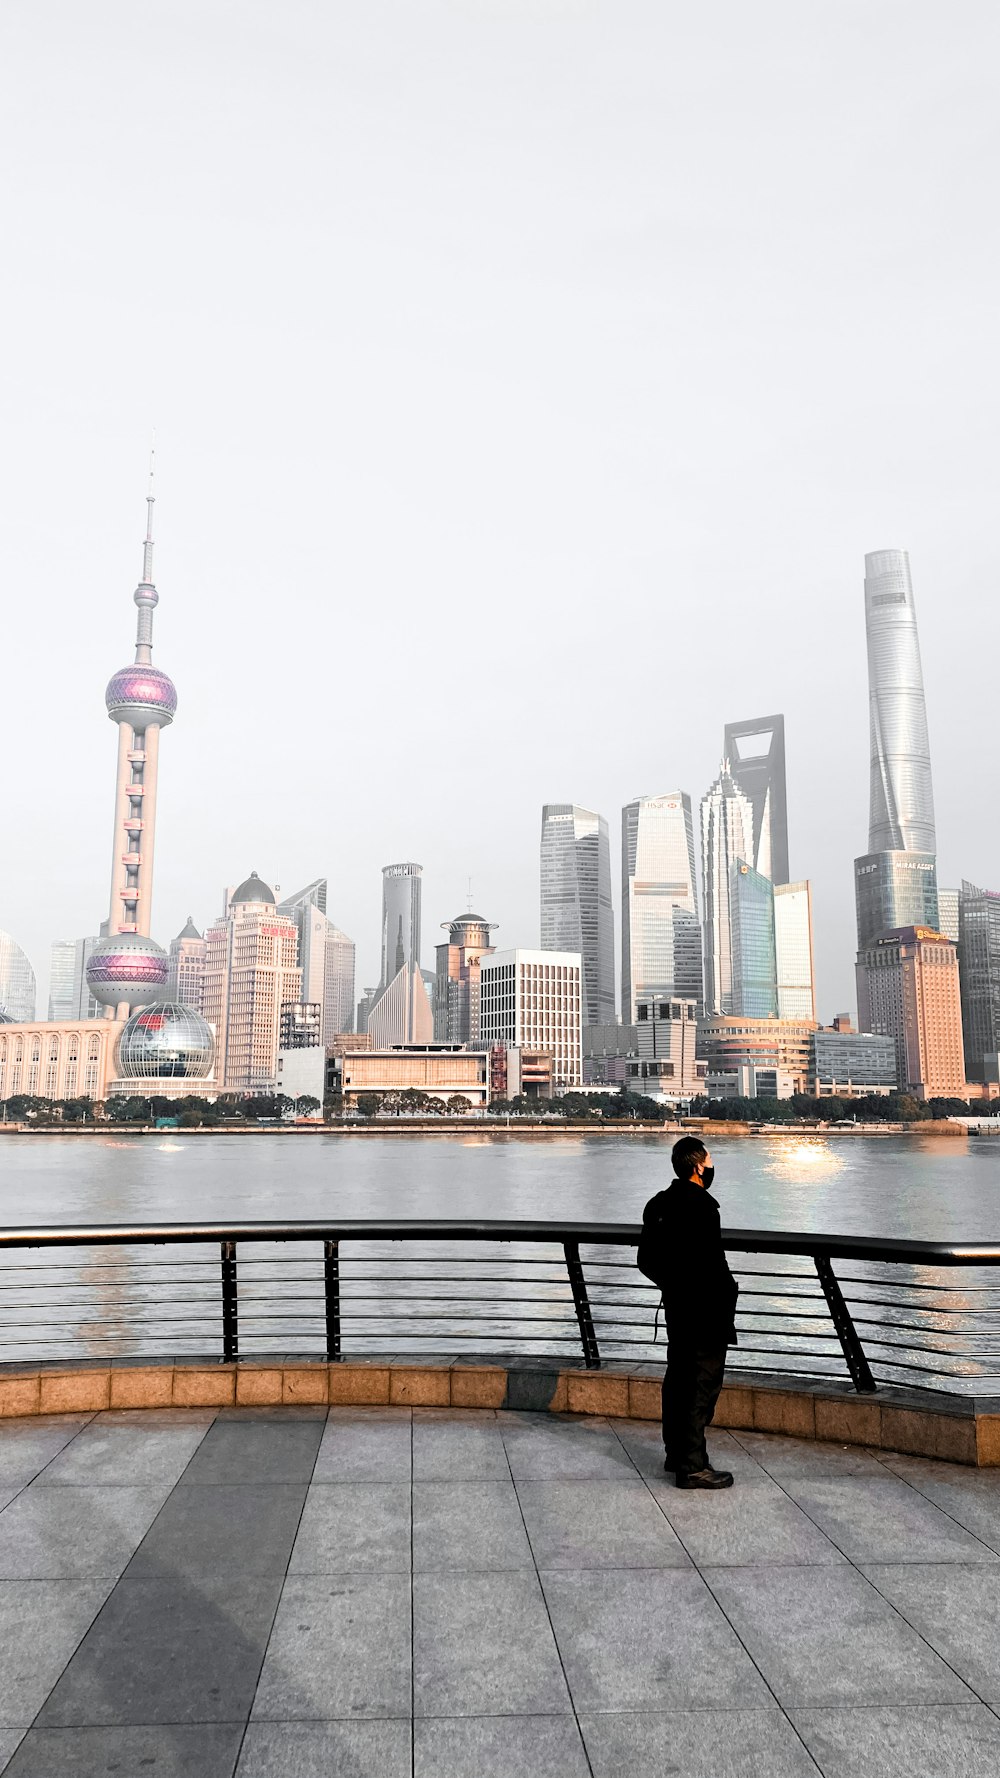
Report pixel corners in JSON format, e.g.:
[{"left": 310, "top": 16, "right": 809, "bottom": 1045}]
[
  {"left": 0, "top": 1132, "right": 997, "bottom": 1385},
  {"left": 1, "top": 1129, "right": 999, "bottom": 1240}
]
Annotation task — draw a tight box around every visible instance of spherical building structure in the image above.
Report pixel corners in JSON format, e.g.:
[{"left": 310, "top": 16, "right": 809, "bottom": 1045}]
[
  {"left": 86, "top": 932, "right": 169, "bottom": 1010},
  {"left": 115, "top": 1003, "right": 215, "bottom": 1081},
  {"left": 105, "top": 665, "right": 177, "bottom": 728}
]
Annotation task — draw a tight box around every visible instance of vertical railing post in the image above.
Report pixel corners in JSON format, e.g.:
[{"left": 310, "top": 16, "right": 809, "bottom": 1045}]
[
  {"left": 563, "top": 1240, "right": 600, "bottom": 1370},
  {"left": 325, "top": 1239, "right": 341, "bottom": 1361},
  {"left": 220, "top": 1239, "right": 238, "bottom": 1363},
  {"left": 814, "top": 1254, "right": 876, "bottom": 1393}
]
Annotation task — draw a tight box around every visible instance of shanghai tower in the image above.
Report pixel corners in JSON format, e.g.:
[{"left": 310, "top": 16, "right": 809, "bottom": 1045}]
[{"left": 854, "top": 550, "right": 938, "bottom": 950}]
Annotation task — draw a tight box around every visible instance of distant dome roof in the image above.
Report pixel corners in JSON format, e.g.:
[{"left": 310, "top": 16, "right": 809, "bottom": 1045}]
[
  {"left": 231, "top": 872, "right": 275, "bottom": 905},
  {"left": 175, "top": 915, "right": 202, "bottom": 940},
  {"left": 453, "top": 913, "right": 488, "bottom": 925}
]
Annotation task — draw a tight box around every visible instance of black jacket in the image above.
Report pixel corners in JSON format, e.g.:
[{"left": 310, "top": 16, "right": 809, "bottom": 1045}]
[{"left": 637, "top": 1177, "right": 739, "bottom": 1348}]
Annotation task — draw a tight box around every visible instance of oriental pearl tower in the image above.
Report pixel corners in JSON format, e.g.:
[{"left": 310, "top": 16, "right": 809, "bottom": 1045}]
[{"left": 85, "top": 466, "right": 175, "bottom": 1018}]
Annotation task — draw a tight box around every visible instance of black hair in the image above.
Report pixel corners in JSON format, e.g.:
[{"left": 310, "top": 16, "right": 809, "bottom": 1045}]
[{"left": 671, "top": 1135, "right": 707, "bottom": 1179}]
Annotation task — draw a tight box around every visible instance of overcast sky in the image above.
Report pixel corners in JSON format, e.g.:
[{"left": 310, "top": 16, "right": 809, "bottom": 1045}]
[{"left": 2, "top": 1, "right": 998, "bottom": 1017}]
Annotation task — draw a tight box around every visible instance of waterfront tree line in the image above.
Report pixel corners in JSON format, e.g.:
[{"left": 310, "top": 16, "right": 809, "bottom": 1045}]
[{"left": 1, "top": 1086, "right": 994, "bottom": 1127}]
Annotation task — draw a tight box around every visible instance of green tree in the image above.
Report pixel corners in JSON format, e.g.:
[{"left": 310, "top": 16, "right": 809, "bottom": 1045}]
[
  {"left": 446, "top": 1095, "right": 472, "bottom": 1115},
  {"left": 295, "top": 1096, "right": 321, "bottom": 1118},
  {"left": 356, "top": 1093, "right": 381, "bottom": 1118}
]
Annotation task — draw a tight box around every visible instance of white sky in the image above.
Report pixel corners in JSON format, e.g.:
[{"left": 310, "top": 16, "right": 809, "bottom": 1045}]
[{"left": 2, "top": 1, "right": 998, "bottom": 1017}]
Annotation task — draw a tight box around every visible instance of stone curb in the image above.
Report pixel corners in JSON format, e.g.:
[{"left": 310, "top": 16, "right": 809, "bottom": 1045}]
[{"left": 0, "top": 1358, "right": 994, "bottom": 1465}]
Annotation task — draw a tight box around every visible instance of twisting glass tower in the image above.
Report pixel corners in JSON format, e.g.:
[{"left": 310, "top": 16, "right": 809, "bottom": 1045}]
[
  {"left": 864, "top": 550, "right": 936, "bottom": 855},
  {"left": 86, "top": 470, "right": 175, "bottom": 1016}
]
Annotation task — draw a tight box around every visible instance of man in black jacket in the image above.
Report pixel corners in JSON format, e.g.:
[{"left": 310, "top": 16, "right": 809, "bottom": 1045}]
[{"left": 637, "top": 1135, "right": 739, "bottom": 1490}]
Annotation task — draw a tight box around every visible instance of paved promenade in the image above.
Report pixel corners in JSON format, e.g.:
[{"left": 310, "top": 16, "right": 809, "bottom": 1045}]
[{"left": 0, "top": 1406, "right": 996, "bottom": 1774}]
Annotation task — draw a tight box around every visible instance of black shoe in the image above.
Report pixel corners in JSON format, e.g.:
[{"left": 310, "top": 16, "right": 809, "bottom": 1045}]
[{"left": 675, "top": 1467, "right": 734, "bottom": 1490}]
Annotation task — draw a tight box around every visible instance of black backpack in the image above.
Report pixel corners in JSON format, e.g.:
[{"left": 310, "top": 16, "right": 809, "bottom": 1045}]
[{"left": 636, "top": 1189, "right": 670, "bottom": 1291}]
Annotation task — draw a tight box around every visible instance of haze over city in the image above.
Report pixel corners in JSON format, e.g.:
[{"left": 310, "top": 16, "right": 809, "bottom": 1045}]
[{"left": 3, "top": 2, "right": 999, "bottom": 1014}]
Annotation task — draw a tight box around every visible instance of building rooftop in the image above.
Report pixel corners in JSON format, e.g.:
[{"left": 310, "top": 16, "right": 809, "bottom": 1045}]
[
  {"left": 0, "top": 1403, "right": 997, "bottom": 1773},
  {"left": 230, "top": 872, "right": 275, "bottom": 906}
]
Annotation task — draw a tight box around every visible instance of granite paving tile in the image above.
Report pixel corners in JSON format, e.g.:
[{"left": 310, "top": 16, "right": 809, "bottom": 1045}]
[
  {"left": 0, "top": 1486, "right": 169, "bottom": 1580},
  {"left": 541, "top": 1568, "right": 771, "bottom": 1711},
  {"left": 289, "top": 1483, "right": 411, "bottom": 1574},
  {"left": 652, "top": 1478, "right": 845, "bottom": 1567},
  {"left": 414, "top": 1714, "right": 590, "bottom": 1776},
  {"left": 312, "top": 1410, "right": 412, "bottom": 1483},
  {"left": 862, "top": 1563, "right": 1000, "bottom": 1699},
  {"left": 708, "top": 1564, "right": 975, "bottom": 1708},
  {"left": 888, "top": 1476, "right": 1000, "bottom": 1553},
  {"left": 580, "top": 1707, "right": 819, "bottom": 1777},
  {"left": 37, "top": 1575, "right": 282, "bottom": 1726},
  {"left": 0, "top": 1731, "right": 22, "bottom": 1773},
  {"left": 0, "top": 1419, "right": 92, "bottom": 1487},
  {"left": 41, "top": 1421, "right": 210, "bottom": 1487},
  {"left": 791, "top": 1703, "right": 1000, "bottom": 1777},
  {"left": 518, "top": 1478, "right": 689, "bottom": 1569},
  {"left": 0, "top": 1580, "right": 114, "bottom": 1727},
  {"left": 180, "top": 1420, "right": 323, "bottom": 1485},
  {"left": 130, "top": 1484, "right": 307, "bottom": 1579},
  {"left": 413, "top": 1481, "right": 532, "bottom": 1572},
  {"left": 3, "top": 1723, "right": 244, "bottom": 1777},
  {"left": 499, "top": 1415, "right": 636, "bottom": 1481},
  {"left": 732, "top": 1430, "right": 890, "bottom": 1479},
  {"left": 414, "top": 1570, "right": 571, "bottom": 1717},
  {"left": 251, "top": 1574, "right": 410, "bottom": 1721},
  {"left": 413, "top": 1413, "right": 509, "bottom": 1480},
  {"left": 237, "top": 1720, "right": 411, "bottom": 1776},
  {"left": 786, "top": 1477, "right": 1000, "bottom": 1565}
]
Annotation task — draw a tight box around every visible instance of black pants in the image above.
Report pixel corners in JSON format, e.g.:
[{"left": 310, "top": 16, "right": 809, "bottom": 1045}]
[{"left": 662, "top": 1340, "right": 727, "bottom": 1475}]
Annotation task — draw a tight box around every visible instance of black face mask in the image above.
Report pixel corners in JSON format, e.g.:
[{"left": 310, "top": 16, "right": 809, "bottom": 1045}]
[{"left": 701, "top": 1165, "right": 715, "bottom": 1188}]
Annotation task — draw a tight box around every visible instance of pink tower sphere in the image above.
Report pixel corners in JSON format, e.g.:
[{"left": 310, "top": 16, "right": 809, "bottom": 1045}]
[{"left": 105, "top": 666, "right": 177, "bottom": 727}]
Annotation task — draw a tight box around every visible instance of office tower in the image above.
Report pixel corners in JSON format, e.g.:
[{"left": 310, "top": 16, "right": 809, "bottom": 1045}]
[
  {"left": 48, "top": 941, "right": 78, "bottom": 1022},
  {"left": 812, "top": 1024, "right": 897, "bottom": 1096},
  {"left": 323, "top": 927, "right": 356, "bottom": 1038},
  {"left": 958, "top": 882, "right": 1000, "bottom": 1081},
  {"left": 202, "top": 873, "right": 302, "bottom": 1091},
  {"left": 85, "top": 475, "right": 174, "bottom": 1014},
  {"left": 729, "top": 862, "right": 778, "bottom": 1018},
  {"left": 700, "top": 765, "right": 754, "bottom": 1014},
  {"left": 774, "top": 881, "right": 816, "bottom": 1021},
  {"left": 630, "top": 997, "right": 705, "bottom": 1099},
  {"left": 380, "top": 864, "right": 423, "bottom": 989},
  {"left": 480, "top": 950, "right": 583, "bottom": 1088},
  {"left": 856, "top": 926, "right": 965, "bottom": 1099},
  {"left": 621, "top": 793, "right": 701, "bottom": 1024},
  {"left": 723, "top": 715, "right": 789, "bottom": 883},
  {"left": 937, "top": 887, "right": 960, "bottom": 944},
  {"left": 854, "top": 551, "right": 939, "bottom": 952},
  {"left": 434, "top": 913, "right": 497, "bottom": 1044},
  {"left": 365, "top": 965, "right": 434, "bottom": 1047},
  {"left": 0, "top": 931, "right": 36, "bottom": 1023},
  {"left": 276, "top": 1002, "right": 325, "bottom": 1113},
  {"left": 540, "top": 805, "right": 614, "bottom": 1026},
  {"left": 165, "top": 918, "right": 206, "bottom": 1011}
]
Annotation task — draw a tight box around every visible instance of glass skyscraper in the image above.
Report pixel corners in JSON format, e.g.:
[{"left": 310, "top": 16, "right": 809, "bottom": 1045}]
[
  {"left": 621, "top": 793, "right": 701, "bottom": 1024},
  {"left": 723, "top": 714, "right": 789, "bottom": 884},
  {"left": 774, "top": 881, "right": 816, "bottom": 1021},
  {"left": 701, "top": 765, "right": 754, "bottom": 1014},
  {"left": 958, "top": 881, "right": 1000, "bottom": 1081},
  {"left": 0, "top": 931, "right": 36, "bottom": 1023},
  {"left": 540, "top": 805, "right": 614, "bottom": 1026},
  {"left": 380, "top": 863, "right": 423, "bottom": 989},
  {"left": 730, "top": 862, "right": 778, "bottom": 1018}
]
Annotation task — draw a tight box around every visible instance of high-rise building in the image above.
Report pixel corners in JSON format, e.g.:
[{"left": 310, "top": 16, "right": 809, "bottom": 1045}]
[
  {"left": 774, "top": 881, "right": 816, "bottom": 1021},
  {"left": 434, "top": 914, "right": 497, "bottom": 1044},
  {"left": 700, "top": 765, "right": 754, "bottom": 1014},
  {"left": 864, "top": 551, "right": 936, "bottom": 855},
  {"left": 379, "top": 864, "right": 423, "bottom": 990},
  {"left": 0, "top": 931, "right": 36, "bottom": 1023},
  {"left": 937, "top": 887, "right": 960, "bottom": 944},
  {"left": 202, "top": 872, "right": 302, "bottom": 1092},
  {"left": 621, "top": 793, "right": 701, "bottom": 1024},
  {"left": 540, "top": 805, "right": 614, "bottom": 1026},
  {"left": 729, "top": 862, "right": 777, "bottom": 1018},
  {"left": 812, "top": 1024, "right": 897, "bottom": 1097},
  {"left": 856, "top": 926, "right": 965, "bottom": 1100},
  {"left": 723, "top": 715, "right": 788, "bottom": 884},
  {"left": 629, "top": 997, "right": 705, "bottom": 1100},
  {"left": 165, "top": 917, "right": 206, "bottom": 1011},
  {"left": 854, "top": 551, "right": 939, "bottom": 961},
  {"left": 365, "top": 965, "right": 434, "bottom": 1047},
  {"left": 47, "top": 941, "right": 79, "bottom": 1022},
  {"left": 480, "top": 949, "right": 583, "bottom": 1088},
  {"left": 323, "top": 927, "right": 356, "bottom": 1039},
  {"left": 85, "top": 473, "right": 174, "bottom": 1016},
  {"left": 958, "top": 881, "right": 1000, "bottom": 1082},
  {"left": 276, "top": 1001, "right": 325, "bottom": 1114}
]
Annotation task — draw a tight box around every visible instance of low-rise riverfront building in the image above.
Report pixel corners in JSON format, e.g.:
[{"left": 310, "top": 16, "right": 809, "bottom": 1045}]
[
  {"left": 340, "top": 1046, "right": 489, "bottom": 1108},
  {"left": 697, "top": 1015, "right": 817, "bottom": 1096}
]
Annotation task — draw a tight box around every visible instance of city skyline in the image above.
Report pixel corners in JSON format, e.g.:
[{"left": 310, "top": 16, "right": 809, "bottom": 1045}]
[{"left": 3, "top": 7, "right": 1000, "bottom": 1025}]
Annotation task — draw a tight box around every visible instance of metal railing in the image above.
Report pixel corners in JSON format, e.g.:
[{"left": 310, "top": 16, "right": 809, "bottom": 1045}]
[{"left": 0, "top": 1220, "right": 997, "bottom": 1396}]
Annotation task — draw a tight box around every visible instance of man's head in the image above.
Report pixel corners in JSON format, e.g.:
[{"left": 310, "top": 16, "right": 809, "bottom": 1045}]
[{"left": 671, "top": 1135, "right": 714, "bottom": 1186}]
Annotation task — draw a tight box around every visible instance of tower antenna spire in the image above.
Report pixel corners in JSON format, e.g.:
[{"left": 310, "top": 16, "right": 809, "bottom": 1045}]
[{"left": 142, "top": 433, "right": 156, "bottom": 586}]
